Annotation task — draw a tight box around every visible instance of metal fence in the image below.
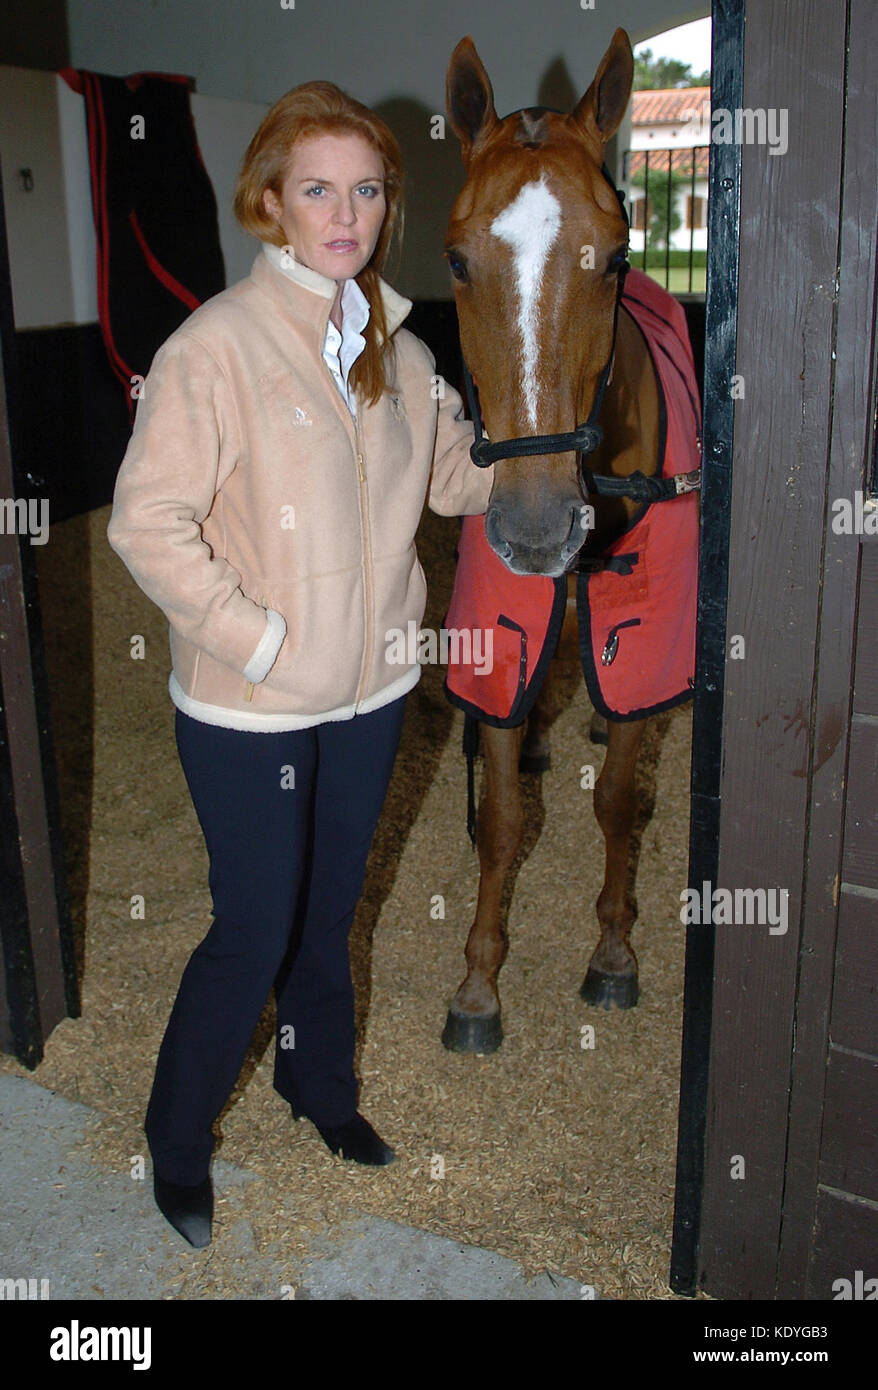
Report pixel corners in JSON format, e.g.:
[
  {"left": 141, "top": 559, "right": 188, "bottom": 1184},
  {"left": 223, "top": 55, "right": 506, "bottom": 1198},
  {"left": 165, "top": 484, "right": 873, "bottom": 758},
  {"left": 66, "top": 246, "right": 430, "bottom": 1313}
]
[{"left": 622, "top": 146, "right": 708, "bottom": 294}]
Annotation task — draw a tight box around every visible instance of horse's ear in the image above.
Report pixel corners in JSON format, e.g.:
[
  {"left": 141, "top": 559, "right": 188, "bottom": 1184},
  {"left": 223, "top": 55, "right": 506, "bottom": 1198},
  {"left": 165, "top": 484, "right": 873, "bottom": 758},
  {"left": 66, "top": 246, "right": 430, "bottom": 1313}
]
[
  {"left": 568, "top": 27, "right": 633, "bottom": 147},
  {"left": 446, "top": 36, "right": 499, "bottom": 165}
]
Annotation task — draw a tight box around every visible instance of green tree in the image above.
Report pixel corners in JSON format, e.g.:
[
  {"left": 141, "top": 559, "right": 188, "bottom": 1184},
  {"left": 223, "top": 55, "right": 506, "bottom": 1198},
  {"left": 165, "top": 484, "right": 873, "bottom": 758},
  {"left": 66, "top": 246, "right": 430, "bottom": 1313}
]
[
  {"left": 634, "top": 47, "right": 711, "bottom": 90},
  {"left": 630, "top": 167, "right": 691, "bottom": 252}
]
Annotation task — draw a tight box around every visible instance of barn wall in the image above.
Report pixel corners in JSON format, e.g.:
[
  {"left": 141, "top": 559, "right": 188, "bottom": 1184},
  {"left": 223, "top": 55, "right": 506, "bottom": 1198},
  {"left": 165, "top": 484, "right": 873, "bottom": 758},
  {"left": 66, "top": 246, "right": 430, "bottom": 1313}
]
[
  {"left": 63, "top": 0, "right": 708, "bottom": 108},
  {"left": 0, "top": 0, "right": 711, "bottom": 306},
  {"left": 797, "top": 537, "right": 878, "bottom": 1295},
  {"left": 0, "top": 0, "right": 68, "bottom": 71},
  {"left": 61, "top": 0, "right": 709, "bottom": 300},
  {"left": 697, "top": 0, "right": 878, "bottom": 1299}
]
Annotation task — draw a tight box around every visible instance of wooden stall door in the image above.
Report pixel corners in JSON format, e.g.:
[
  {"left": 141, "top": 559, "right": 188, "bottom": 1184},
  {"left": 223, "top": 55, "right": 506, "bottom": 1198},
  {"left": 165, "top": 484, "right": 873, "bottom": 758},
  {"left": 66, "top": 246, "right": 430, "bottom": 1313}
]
[
  {"left": 791, "top": 541, "right": 878, "bottom": 1296},
  {"left": 696, "top": 0, "right": 878, "bottom": 1299}
]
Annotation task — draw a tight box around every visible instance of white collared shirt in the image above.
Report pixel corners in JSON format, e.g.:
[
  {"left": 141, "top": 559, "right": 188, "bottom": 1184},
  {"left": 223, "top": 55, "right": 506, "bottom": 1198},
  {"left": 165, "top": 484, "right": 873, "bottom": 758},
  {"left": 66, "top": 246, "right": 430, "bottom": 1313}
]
[
  {"left": 322, "top": 277, "right": 370, "bottom": 416},
  {"left": 264, "top": 242, "right": 370, "bottom": 416}
]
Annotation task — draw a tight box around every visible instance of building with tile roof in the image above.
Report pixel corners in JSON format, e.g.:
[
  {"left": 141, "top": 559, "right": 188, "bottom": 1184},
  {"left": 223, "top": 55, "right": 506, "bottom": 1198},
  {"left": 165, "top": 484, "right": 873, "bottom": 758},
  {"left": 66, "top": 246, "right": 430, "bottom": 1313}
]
[{"left": 624, "top": 86, "right": 710, "bottom": 274}]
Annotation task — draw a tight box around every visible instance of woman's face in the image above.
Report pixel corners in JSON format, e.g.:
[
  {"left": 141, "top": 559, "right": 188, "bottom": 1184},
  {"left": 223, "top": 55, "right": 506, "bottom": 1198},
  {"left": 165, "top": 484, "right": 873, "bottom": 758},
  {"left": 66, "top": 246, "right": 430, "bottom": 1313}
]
[{"left": 263, "top": 131, "right": 387, "bottom": 281}]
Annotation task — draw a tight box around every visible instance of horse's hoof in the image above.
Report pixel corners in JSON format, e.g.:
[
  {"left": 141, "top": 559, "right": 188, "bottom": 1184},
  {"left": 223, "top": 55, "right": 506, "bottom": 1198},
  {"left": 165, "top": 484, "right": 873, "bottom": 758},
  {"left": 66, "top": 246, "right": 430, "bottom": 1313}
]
[
  {"left": 579, "top": 966, "right": 639, "bottom": 1010},
  {"left": 519, "top": 749, "right": 551, "bottom": 773},
  {"left": 441, "top": 1008, "right": 503, "bottom": 1053}
]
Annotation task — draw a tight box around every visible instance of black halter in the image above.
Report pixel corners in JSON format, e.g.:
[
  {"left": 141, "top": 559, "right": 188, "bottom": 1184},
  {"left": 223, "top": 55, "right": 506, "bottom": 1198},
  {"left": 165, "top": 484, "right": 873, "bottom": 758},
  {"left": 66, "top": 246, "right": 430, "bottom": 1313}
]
[{"left": 460, "top": 158, "right": 698, "bottom": 504}]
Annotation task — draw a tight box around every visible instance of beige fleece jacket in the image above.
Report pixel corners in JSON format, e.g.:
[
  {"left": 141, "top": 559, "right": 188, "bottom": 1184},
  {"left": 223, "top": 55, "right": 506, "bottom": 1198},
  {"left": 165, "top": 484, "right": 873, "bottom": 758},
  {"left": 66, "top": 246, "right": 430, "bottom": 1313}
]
[{"left": 106, "top": 244, "right": 493, "bottom": 731}]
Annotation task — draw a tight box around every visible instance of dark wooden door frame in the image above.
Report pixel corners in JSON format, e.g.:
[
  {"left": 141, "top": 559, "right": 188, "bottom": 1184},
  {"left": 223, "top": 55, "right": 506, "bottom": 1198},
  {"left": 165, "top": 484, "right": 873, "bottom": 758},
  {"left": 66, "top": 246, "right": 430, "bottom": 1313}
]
[
  {"left": 0, "top": 154, "right": 79, "bottom": 1063},
  {"left": 670, "top": 0, "right": 743, "bottom": 1296}
]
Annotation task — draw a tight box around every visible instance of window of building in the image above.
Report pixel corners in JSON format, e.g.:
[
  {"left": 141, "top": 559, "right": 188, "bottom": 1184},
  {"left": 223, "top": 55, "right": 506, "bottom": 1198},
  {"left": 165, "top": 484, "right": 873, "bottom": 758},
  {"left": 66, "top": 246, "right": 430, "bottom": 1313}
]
[
  {"left": 686, "top": 195, "right": 706, "bottom": 229},
  {"left": 632, "top": 197, "right": 653, "bottom": 231}
]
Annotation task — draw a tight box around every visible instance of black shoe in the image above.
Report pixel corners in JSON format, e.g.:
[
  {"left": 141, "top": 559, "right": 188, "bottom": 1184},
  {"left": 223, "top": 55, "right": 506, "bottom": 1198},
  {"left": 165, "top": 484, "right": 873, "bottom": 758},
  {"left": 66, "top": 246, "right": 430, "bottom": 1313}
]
[
  {"left": 293, "top": 1107, "right": 395, "bottom": 1165},
  {"left": 153, "top": 1171, "right": 213, "bottom": 1248}
]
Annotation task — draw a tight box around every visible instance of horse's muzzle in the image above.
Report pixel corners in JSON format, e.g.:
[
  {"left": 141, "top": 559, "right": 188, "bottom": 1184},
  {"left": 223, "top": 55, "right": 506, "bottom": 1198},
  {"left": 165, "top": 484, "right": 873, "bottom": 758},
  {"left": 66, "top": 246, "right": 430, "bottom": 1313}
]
[{"left": 485, "top": 497, "right": 588, "bottom": 577}]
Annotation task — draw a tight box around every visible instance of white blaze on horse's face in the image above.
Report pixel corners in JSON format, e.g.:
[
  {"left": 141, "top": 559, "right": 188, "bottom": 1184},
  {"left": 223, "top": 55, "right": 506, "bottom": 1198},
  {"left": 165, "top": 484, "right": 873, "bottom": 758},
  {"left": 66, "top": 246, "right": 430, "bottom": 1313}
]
[{"left": 489, "top": 176, "right": 562, "bottom": 432}]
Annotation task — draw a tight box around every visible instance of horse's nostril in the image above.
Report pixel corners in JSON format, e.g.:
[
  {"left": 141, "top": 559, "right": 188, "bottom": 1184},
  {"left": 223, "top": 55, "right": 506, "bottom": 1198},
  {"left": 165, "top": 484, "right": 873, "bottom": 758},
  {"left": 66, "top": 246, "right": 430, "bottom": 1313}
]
[
  {"left": 560, "top": 506, "right": 586, "bottom": 562},
  {"left": 485, "top": 505, "right": 509, "bottom": 555}
]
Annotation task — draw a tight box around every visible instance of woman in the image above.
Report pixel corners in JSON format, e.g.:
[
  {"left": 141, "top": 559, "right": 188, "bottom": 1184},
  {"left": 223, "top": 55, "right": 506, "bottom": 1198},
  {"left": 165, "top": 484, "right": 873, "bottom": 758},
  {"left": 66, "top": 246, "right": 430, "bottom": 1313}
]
[{"left": 107, "top": 80, "right": 493, "bottom": 1249}]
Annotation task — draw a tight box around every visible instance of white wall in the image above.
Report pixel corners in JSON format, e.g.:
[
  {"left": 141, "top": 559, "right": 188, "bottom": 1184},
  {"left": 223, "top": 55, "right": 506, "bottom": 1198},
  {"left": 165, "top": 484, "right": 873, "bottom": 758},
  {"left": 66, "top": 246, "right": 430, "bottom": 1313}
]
[
  {"left": 0, "top": 67, "right": 77, "bottom": 327},
  {"left": 65, "top": 0, "right": 708, "bottom": 113}
]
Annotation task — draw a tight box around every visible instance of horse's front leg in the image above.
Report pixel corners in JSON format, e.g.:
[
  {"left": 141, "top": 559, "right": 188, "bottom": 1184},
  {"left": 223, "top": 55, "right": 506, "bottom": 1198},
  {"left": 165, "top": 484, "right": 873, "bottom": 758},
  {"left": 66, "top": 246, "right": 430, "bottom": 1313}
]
[
  {"left": 441, "top": 721, "right": 524, "bottom": 1053},
  {"left": 580, "top": 715, "right": 647, "bottom": 1009}
]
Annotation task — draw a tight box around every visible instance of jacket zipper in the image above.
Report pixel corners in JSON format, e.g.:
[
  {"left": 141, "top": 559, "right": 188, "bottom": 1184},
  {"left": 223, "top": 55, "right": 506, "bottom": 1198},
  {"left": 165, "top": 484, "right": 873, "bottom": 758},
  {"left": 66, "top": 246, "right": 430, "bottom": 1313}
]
[
  {"left": 353, "top": 410, "right": 373, "bottom": 707},
  {"left": 328, "top": 366, "right": 371, "bottom": 706},
  {"left": 238, "top": 348, "right": 371, "bottom": 707}
]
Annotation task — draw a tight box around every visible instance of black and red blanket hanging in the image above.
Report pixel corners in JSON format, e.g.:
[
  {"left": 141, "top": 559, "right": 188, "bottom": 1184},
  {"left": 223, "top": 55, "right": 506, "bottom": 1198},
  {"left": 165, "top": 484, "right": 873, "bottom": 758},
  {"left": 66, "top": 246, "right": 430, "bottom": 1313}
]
[{"left": 59, "top": 67, "right": 225, "bottom": 420}]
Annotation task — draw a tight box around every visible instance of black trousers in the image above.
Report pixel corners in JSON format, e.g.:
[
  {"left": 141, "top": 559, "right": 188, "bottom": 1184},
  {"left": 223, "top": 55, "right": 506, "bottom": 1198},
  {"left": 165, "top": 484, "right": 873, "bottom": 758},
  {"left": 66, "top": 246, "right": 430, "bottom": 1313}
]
[{"left": 144, "top": 696, "right": 407, "bottom": 1185}]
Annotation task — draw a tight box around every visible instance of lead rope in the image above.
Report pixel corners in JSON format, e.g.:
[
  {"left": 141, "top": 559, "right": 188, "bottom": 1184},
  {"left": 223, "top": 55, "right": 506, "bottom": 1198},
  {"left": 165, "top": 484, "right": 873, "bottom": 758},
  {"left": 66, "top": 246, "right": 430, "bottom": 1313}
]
[
  {"left": 461, "top": 255, "right": 628, "bottom": 476},
  {"left": 459, "top": 162, "right": 702, "bottom": 500},
  {"left": 461, "top": 258, "right": 700, "bottom": 502}
]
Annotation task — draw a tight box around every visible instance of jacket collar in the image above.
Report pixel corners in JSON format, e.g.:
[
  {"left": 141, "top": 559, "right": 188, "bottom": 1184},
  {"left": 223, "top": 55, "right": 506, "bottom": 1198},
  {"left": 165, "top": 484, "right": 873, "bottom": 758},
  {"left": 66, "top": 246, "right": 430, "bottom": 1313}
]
[{"left": 254, "top": 242, "right": 412, "bottom": 344}]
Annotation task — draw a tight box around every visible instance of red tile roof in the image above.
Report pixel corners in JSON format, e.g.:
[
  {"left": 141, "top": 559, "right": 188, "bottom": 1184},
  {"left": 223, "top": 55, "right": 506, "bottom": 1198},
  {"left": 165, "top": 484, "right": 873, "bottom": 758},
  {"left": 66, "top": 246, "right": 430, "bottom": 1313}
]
[
  {"left": 627, "top": 147, "right": 710, "bottom": 176},
  {"left": 632, "top": 87, "right": 710, "bottom": 126}
]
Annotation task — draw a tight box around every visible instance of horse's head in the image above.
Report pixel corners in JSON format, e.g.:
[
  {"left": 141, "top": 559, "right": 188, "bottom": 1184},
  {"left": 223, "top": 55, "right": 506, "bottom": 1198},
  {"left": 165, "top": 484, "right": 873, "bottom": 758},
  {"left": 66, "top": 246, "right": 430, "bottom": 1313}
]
[{"left": 445, "top": 29, "right": 634, "bottom": 576}]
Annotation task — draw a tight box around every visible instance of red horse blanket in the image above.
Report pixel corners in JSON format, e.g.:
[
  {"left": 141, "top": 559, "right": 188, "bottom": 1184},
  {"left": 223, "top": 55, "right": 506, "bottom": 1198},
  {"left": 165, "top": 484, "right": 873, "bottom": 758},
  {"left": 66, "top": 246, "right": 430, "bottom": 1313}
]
[{"left": 443, "top": 267, "right": 701, "bottom": 726}]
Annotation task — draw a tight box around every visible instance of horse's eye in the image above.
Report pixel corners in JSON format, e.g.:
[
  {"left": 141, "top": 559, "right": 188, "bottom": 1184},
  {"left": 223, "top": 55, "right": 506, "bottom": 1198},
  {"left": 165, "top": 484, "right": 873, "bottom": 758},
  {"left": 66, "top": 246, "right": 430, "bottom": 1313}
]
[
  {"left": 606, "top": 249, "right": 629, "bottom": 276},
  {"left": 445, "top": 251, "right": 469, "bottom": 283}
]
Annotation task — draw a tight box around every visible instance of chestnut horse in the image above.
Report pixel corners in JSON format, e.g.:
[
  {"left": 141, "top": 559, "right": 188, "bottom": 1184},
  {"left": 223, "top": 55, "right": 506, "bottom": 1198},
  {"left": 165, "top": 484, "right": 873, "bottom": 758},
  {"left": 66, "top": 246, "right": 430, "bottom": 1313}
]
[{"left": 440, "top": 28, "right": 694, "bottom": 1052}]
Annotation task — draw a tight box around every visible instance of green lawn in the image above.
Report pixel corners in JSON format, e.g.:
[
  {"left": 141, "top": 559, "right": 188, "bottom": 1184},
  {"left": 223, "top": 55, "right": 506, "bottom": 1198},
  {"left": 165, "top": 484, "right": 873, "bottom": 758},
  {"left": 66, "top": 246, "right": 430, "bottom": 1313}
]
[{"left": 638, "top": 265, "right": 706, "bottom": 294}]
